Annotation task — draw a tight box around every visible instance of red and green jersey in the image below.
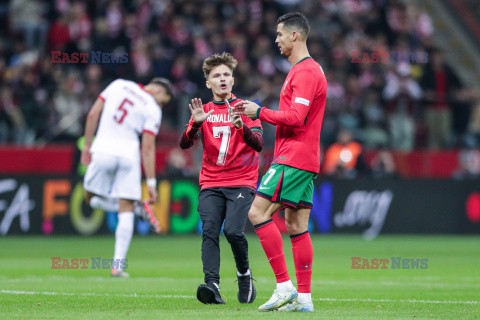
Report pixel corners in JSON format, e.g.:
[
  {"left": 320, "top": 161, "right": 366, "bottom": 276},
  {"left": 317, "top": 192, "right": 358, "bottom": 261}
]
[
  {"left": 259, "top": 57, "right": 327, "bottom": 173},
  {"left": 188, "top": 94, "right": 263, "bottom": 189}
]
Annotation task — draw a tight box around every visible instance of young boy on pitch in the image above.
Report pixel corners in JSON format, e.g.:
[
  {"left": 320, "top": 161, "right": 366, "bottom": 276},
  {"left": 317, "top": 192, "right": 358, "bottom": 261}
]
[{"left": 180, "top": 52, "right": 263, "bottom": 304}]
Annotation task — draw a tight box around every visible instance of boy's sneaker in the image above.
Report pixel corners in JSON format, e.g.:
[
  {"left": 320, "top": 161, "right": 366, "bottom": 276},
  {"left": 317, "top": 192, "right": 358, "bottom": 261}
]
[
  {"left": 258, "top": 286, "right": 297, "bottom": 311},
  {"left": 278, "top": 301, "right": 314, "bottom": 312},
  {"left": 237, "top": 270, "right": 256, "bottom": 303},
  {"left": 197, "top": 282, "right": 226, "bottom": 304}
]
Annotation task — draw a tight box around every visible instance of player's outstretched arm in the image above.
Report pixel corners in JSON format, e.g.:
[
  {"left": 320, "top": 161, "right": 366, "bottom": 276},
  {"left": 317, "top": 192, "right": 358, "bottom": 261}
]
[
  {"left": 141, "top": 132, "right": 157, "bottom": 203},
  {"left": 228, "top": 100, "right": 263, "bottom": 152},
  {"left": 189, "top": 98, "right": 214, "bottom": 123},
  {"left": 179, "top": 98, "right": 213, "bottom": 149},
  {"left": 81, "top": 98, "right": 104, "bottom": 166},
  {"left": 236, "top": 70, "right": 320, "bottom": 127},
  {"left": 237, "top": 100, "right": 309, "bottom": 128}
]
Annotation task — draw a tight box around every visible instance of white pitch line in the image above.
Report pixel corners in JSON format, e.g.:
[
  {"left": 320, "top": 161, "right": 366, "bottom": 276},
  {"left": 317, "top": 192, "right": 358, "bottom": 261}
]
[
  {"left": 1, "top": 289, "right": 478, "bottom": 305},
  {"left": 315, "top": 297, "right": 479, "bottom": 305},
  {"left": 0, "top": 289, "right": 194, "bottom": 299},
  {"left": 1, "top": 275, "right": 480, "bottom": 289},
  {"left": 310, "top": 279, "right": 480, "bottom": 288}
]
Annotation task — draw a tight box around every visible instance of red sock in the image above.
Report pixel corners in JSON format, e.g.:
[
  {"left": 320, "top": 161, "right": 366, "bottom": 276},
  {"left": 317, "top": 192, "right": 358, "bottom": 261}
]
[
  {"left": 254, "top": 220, "right": 290, "bottom": 283},
  {"left": 291, "top": 231, "right": 313, "bottom": 293}
]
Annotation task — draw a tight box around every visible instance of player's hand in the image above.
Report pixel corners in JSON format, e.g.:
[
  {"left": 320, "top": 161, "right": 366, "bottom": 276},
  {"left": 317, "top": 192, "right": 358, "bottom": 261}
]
[
  {"left": 81, "top": 146, "right": 92, "bottom": 166},
  {"left": 147, "top": 186, "right": 158, "bottom": 203},
  {"left": 189, "top": 98, "right": 214, "bottom": 123},
  {"left": 235, "top": 100, "right": 260, "bottom": 119},
  {"left": 232, "top": 102, "right": 245, "bottom": 115},
  {"left": 231, "top": 114, "right": 243, "bottom": 128},
  {"left": 228, "top": 106, "right": 243, "bottom": 128}
]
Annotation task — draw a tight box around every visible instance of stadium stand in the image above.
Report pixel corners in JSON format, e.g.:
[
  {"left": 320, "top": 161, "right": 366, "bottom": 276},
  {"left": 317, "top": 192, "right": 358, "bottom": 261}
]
[{"left": 1, "top": 0, "right": 479, "bottom": 176}]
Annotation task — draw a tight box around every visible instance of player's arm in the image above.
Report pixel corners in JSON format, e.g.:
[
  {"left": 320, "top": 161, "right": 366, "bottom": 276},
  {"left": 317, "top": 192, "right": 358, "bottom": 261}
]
[
  {"left": 239, "top": 125, "right": 263, "bottom": 152},
  {"left": 141, "top": 132, "right": 157, "bottom": 203},
  {"left": 238, "top": 71, "right": 319, "bottom": 128},
  {"left": 81, "top": 98, "right": 104, "bottom": 166},
  {"left": 180, "top": 98, "right": 213, "bottom": 149},
  {"left": 234, "top": 115, "right": 263, "bottom": 152},
  {"left": 228, "top": 100, "right": 264, "bottom": 152},
  {"left": 245, "top": 100, "right": 309, "bottom": 128},
  {"left": 179, "top": 120, "right": 202, "bottom": 149}
]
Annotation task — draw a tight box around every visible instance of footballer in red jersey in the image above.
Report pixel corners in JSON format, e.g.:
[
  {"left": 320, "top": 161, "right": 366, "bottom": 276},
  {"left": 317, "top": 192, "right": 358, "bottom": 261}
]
[
  {"left": 180, "top": 53, "right": 262, "bottom": 305},
  {"left": 236, "top": 13, "right": 327, "bottom": 312}
]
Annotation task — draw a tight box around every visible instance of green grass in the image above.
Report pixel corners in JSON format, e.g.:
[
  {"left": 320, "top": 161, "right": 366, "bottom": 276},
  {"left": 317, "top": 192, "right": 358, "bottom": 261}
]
[{"left": 0, "top": 235, "right": 479, "bottom": 319}]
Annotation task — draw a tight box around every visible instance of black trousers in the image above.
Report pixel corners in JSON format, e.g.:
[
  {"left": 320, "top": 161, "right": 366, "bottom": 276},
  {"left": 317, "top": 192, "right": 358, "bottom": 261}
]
[{"left": 198, "top": 187, "right": 255, "bottom": 285}]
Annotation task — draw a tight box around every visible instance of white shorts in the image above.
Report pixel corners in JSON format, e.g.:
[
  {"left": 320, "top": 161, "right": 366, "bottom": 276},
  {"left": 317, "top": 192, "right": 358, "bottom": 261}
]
[{"left": 84, "top": 153, "right": 141, "bottom": 201}]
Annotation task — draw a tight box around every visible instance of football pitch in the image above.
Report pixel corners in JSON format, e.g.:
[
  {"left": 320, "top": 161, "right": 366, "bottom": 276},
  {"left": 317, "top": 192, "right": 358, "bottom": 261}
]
[{"left": 0, "top": 235, "right": 479, "bottom": 319}]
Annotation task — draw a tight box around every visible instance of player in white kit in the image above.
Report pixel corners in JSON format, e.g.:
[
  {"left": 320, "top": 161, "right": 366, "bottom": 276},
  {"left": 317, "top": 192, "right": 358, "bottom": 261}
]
[{"left": 81, "top": 78, "right": 172, "bottom": 277}]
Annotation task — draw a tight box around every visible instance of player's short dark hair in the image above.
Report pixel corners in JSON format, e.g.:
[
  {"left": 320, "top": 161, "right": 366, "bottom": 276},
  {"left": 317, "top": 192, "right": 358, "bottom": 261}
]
[
  {"left": 202, "top": 52, "right": 238, "bottom": 80},
  {"left": 277, "top": 12, "right": 310, "bottom": 40},
  {"left": 148, "top": 77, "right": 173, "bottom": 96}
]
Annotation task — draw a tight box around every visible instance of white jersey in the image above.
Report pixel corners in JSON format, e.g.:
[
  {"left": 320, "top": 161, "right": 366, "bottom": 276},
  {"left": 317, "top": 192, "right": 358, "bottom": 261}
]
[{"left": 91, "top": 79, "right": 161, "bottom": 160}]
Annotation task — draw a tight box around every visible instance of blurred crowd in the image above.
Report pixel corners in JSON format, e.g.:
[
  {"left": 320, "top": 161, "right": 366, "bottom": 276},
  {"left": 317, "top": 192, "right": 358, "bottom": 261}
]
[{"left": 1, "top": 0, "right": 480, "bottom": 158}]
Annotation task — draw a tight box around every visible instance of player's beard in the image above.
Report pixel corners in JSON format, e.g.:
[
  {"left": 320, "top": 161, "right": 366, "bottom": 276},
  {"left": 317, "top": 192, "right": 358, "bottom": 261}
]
[{"left": 279, "top": 45, "right": 291, "bottom": 57}]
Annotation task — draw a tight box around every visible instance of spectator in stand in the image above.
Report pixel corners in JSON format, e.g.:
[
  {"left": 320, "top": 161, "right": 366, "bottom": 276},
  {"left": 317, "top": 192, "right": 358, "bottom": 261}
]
[
  {"left": 0, "top": 0, "right": 475, "bottom": 163},
  {"left": 451, "top": 149, "right": 480, "bottom": 180},
  {"left": 371, "top": 148, "right": 398, "bottom": 179},
  {"left": 323, "top": 72, "right": 346, "bottom": 146},
  {"left": 50, "top": 72, "right": 85, "bottom": 142},
  {"left": 406, "top": 3, "right": 434, "bottom": 43},
  {"left": 469, "top": 99, "right": 480, "bottom": 146},
  {"left": 420, "top": 50, "right": 460, "bottom": 149},
  {"left": 9, "top": 0, "right": 49, "bottom": 51},
  {"left": 451, "top": 86, "right": 480, "bottom": 148},
  {"left": 16, "top": 69, "right": 47, "bottom": 143},
  {"left": 47, "top": 13, "right": 71, "bottom": 52},
  {"left": 165, "top": 147, "right": 194, "bottom": 178},
  {"left": 67, "top": 2, "right": 92, "bottom": 51},
  {"left": 0, "top": 86, "right": 26, "bottom": 143},
  {"left": 384, "top": 63, "right": 422, "bottom": 151},
  {"left": 322, "top": 129, "right": 366, "bottom": 179},
  {"left": 360, "top": 91, "right": 389, "bottom": 149}
]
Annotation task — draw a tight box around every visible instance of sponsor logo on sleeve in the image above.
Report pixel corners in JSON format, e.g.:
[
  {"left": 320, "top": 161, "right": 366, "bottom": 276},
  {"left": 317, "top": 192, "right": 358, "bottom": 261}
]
[{"left": 294, "top": 97, "right": 310, "bottom": 106}]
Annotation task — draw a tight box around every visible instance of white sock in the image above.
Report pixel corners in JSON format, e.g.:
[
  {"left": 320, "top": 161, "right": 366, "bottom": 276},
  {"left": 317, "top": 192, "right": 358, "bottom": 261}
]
[
  {"left": 276, "top": 280, "right": 294, "bottom": 291},
  {"left": 237, "top": 269, "right": 251, "bottom": 277},
  {"left": 113, "top": 212, "right": 134, "bottom": 271},
  {"left": 297, "top": 293, "right": 312, "bottom": 303},
  {"left": 90, "top": 196, "right": 119, "bottom": 212}
]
